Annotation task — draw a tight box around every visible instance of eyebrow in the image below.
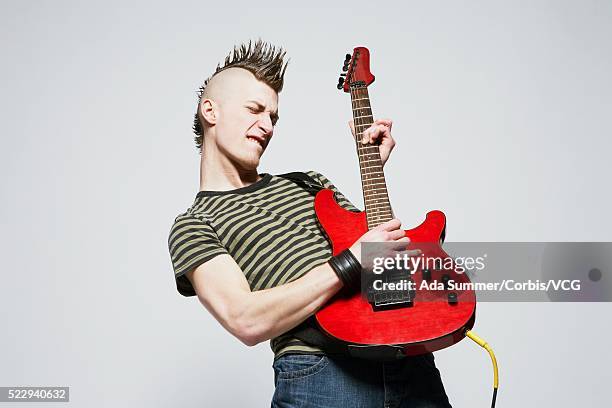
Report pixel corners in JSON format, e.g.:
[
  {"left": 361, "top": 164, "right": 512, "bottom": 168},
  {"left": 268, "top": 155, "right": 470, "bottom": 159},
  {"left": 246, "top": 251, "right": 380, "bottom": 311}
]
[{"left": 246, "top": 100, "right": 279, "bottom": 123}]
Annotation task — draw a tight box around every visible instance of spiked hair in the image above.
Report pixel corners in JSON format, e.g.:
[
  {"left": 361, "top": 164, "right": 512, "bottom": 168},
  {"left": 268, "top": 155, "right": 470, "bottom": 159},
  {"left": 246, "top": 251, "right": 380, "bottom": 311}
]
[{"left": 192, "top": 39, "right": 289, "bottom": 151}]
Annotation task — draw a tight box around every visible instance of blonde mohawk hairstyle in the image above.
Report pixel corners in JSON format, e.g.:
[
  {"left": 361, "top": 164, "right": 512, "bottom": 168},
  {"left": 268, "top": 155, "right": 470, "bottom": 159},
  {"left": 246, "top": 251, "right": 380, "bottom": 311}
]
[{"left": 193, "top": 39, "right": 289, "bottom": 151}]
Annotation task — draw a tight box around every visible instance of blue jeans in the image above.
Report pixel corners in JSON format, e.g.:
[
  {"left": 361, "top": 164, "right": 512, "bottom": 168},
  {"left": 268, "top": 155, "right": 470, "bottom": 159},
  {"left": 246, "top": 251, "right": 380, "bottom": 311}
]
[{"left": 272, "top": 353, "right": 452, "bottom": 408}]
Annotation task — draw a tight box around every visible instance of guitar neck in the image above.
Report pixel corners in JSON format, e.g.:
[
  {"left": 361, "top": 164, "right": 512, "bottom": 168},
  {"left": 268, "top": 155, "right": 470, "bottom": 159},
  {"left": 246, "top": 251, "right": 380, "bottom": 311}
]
[{"left": 349, "top": 84, "right": 393, "bottom": 229}]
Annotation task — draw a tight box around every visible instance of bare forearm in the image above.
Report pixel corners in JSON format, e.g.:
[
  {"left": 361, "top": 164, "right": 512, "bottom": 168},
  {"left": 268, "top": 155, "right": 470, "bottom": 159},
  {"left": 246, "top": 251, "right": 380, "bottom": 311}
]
[{"left": 232, "top": 263, "right": 343, "bottom": 345}]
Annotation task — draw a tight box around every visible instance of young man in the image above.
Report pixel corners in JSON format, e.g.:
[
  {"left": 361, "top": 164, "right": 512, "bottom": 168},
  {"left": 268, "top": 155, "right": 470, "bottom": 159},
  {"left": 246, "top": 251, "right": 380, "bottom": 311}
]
[{"left": 168, "top": 40, "right": 452, "bottom": 407}]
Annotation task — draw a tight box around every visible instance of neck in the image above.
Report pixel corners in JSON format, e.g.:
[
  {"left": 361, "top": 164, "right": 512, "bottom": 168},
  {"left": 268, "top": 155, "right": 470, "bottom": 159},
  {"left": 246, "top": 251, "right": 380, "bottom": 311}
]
[
  {"left": 349, "top": 84, "right": 393, "bottom": 229},
  {"left": 199, "top": 144, "right": 260, "bottom": 192}
]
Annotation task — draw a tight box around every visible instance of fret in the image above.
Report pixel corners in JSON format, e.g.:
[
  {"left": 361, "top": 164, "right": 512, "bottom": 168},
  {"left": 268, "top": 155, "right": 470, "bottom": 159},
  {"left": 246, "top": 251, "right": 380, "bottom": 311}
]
[
  {"left": 367, "top": 215, "right": 393, "bottom": 221},
  {"left": 357, "top": 153, "right": 380, "bottom": 160},
  {"left": 363, "top": 191, "right": 389, "bottom": 199},
  {"left": 362, "top": 180, "right": 387, "bottom": 187},
  {"left": 363, "top": 186, "right": 388, "bottom": 192},
  {"left": 367, "top": 212, "right": 394, "bottom": 219},
  {"left": 364, "top": 199, "right": 391, "bottom": 205},
  {"left": 365, "top": 196, "right": 390, "bottom": 202},
  {"left": 367, "top": 211, "right": 393, "bottom": 217},
  {"left": 360, "top": 169, "right": 384, "bottom": 176},
  {"left": 366, "top": 206, "right": 392, "bottom": 213},
  {"left": 351, "top": 97, "right": 370, "bottom": 102},
  {"left": 364, "top": 198, "right": 390, "bottom": 204},
  {"left": 362, "top": 177, "right": 385, "bottom": 183},
  {"left": 359, "top": 162, "right": 382, "bottom": 167},
  {"left": 365, "top": 192, "right": 390, "bottom": 199},
  {"left": 367, "top": 215, "right": 393, "bottom": 222},
  {"left": 353, "top": 115, "right": 373, "bottom": 120},
  {"left": 359, "top": 164, "right": 384, "bottom": 171},
  {"left": 361, "top": 175, "right": 384, "bottom": 180},
  {"left": 366, "top": 201, "right": 391, "bottom": 208},
  {"left": 367, "top": 209, "right": 393, "bottom": 215},
  {"left": 365, "top": 201, "right": 391, "bottom": 207}
]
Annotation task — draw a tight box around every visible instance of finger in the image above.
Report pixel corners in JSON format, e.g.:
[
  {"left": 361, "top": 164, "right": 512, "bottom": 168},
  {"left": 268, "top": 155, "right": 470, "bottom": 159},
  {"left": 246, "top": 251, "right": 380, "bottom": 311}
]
[
  {"left": 361, "top": 127, "right": 371, "bottom": 144},
  {"left": 361, "top": 125, "right": 380, "bottom": 144},
  {"left": 387, "top": 240, "right": 410, "bottom": 252},
  {"left": 388, "top": 229, "right": 407, "bottom": 240},
  {"left": 375, "top": 119, "right": 393, "bottom": 130},
  {"left": 376, "top": 218, "right": 401, "bottom": 231},
  {"left": 399, "top": 248, "right": 421, "bottom": 257}
]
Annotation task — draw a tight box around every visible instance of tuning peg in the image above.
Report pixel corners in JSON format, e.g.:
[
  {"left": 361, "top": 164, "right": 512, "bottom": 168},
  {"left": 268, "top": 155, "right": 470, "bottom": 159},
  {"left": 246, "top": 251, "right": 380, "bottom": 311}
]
[
  {"left": 339, "top": 72, "right": 346, "bottom": 77},
  {"left": 345, "top": 53, "right": 351, "bottom": 61},
  {"left": 337, "top": 83, "right": 344, "bottom": 90}
]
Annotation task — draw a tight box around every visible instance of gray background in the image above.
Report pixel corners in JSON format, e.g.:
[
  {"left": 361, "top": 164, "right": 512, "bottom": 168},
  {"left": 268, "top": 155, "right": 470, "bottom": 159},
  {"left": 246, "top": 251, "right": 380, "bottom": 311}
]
[{"left": 1, "top": 0, "right": 611, "bottom": 406}]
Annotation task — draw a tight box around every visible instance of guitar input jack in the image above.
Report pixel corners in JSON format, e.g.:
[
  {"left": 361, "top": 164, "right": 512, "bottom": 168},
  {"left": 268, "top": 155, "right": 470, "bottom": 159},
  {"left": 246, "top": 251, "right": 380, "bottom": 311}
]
[{"left": 465, "top": 330, "right": 499, "bottom": 408}]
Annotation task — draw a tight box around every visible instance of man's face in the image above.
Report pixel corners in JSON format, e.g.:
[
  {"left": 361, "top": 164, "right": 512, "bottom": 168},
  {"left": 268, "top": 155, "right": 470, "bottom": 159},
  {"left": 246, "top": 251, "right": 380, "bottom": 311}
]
[{"left": 203, "top": 68, "right": 279, "bottom": 171}]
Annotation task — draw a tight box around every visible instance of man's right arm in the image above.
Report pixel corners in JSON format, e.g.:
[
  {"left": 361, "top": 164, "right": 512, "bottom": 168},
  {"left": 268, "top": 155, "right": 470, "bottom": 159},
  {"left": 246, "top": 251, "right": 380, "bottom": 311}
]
[
  {"left": 186, "top": 218, "right": 409, "bottom": 347},
  {"left": 186, "top": 254, "right": 342, "bottom": 346}
]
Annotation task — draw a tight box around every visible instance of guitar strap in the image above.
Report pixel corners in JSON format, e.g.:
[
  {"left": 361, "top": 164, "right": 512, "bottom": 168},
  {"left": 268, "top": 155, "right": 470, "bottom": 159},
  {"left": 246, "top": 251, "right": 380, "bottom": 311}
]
[
  {"left": 276, "top": 171, "right": 325, "bottom": 196},
  {"left": 276, "top": 172, "right": 352, "bottom": 355}
]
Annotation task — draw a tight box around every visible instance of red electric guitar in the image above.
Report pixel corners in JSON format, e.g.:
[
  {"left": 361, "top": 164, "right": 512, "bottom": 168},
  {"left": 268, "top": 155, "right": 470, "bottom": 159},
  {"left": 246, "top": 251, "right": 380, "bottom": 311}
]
[{"left": 312, "top": 47, "right": 476, "bottom": 358}]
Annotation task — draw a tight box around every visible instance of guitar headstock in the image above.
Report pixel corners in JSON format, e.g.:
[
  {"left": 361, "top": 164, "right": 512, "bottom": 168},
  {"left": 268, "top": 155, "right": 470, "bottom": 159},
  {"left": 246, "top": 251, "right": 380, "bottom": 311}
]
[{"left": 337, "top": 46, "right": 375, "bottom": 92}]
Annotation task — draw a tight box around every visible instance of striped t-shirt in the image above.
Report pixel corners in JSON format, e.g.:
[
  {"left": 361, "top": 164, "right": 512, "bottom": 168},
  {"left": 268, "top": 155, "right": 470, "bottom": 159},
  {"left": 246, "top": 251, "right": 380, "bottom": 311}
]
[{"left": 168, "top": 170, "right": 359, "bottom": 357}]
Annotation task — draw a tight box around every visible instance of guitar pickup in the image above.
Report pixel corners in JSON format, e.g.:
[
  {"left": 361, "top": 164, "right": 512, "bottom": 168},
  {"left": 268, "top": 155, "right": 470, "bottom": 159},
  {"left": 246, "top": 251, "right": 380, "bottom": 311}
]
[{"left": 371, "top": 289, "right": 414, "bottom": 311}]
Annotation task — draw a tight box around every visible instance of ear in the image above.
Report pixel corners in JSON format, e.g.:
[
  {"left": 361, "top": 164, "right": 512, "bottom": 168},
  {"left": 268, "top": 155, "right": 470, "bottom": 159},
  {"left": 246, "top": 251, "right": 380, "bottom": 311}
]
[{"left": 199, "top": 98, "right": 217, "bottom": 126}]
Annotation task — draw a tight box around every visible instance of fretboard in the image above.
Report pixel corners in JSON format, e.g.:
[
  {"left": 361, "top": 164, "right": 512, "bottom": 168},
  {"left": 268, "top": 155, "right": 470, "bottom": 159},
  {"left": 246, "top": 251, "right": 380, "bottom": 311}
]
[{"left": 349, "top": 84, "right": 393, "bottom": 229}]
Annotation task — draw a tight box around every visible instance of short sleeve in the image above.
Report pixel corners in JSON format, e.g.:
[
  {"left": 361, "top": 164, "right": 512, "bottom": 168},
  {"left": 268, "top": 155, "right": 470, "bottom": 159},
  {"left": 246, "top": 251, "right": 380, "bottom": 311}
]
[
  {"left": 306, "top": 170, "right": 360, "bottom": 212},
  {"left": 168, "top": 212, "right": 229, "bottom": 297}
]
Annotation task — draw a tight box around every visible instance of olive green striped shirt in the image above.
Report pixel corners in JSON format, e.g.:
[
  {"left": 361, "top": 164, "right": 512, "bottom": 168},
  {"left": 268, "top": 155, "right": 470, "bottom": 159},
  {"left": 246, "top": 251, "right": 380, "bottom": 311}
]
[{"left": 168, "top": 170, "right": 358, "bottom": 358}]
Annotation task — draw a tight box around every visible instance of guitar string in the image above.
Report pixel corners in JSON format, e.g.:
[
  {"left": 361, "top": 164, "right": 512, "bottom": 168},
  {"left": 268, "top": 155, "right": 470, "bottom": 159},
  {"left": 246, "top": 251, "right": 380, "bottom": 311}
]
[{"left": 348, "top": 62, "right": 391, "bottom": 227}]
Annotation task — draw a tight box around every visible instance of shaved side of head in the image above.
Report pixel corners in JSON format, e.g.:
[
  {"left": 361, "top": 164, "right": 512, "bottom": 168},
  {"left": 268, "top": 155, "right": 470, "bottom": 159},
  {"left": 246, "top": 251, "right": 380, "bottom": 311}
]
[{"left": 201, "top": 67, "right": 256, "bottom": 106}]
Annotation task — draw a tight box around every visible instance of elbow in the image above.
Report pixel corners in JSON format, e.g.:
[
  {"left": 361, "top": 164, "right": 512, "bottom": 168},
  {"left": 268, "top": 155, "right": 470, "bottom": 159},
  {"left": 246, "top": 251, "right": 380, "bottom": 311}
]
[
  {"left": 199, "top": 293, "right": 272, "bottom": 347},
  {"left": 236, "top": 332, "right": 262, "bottom": 347},
  {"left": 227, "top": 312, "right": 270, "bottom": 347}
]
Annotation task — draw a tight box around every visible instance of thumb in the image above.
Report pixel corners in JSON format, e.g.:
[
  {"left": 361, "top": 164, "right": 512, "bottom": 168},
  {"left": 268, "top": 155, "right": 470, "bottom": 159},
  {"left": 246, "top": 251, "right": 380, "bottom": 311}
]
[{"left": 348, "top": 119, "right": 356, "bottom": 138}]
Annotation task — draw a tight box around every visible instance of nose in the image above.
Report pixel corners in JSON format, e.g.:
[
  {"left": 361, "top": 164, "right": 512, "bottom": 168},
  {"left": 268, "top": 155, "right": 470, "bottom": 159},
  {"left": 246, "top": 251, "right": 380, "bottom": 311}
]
[{"left": 258, "top": 113, "right": 273, "bottom": 135}]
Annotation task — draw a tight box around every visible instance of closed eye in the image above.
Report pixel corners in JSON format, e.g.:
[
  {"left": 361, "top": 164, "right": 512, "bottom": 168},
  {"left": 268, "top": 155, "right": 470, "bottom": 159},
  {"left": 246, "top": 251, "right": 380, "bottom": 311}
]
[{"left": 246, "top": 104, "right": 279, "bottom": 126}]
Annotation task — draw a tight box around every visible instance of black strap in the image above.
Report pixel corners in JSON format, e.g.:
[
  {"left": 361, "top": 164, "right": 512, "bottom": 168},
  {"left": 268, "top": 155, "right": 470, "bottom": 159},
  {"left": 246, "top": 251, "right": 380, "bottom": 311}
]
[
  {"left": 276, "top": 172, "right": 347, "bottom": 353},
  {"left": 286, "top": 316, "right": 351, "bottom": 356},
  {"left": 276, "top": 172, "right": 325, "bottom": 196},
  {"left": 287, "top": 317, "right": 406, "bottom": 361}
]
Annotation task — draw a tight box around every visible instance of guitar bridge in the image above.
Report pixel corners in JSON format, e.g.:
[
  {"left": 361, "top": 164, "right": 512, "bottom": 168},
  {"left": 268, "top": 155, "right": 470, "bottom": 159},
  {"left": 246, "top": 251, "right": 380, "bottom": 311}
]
[
  {"left": 366, "top": 270, "right": 416, "bottom": 311},
  {"left": 372, "top": 290, "right": 414, "bottom": 311}
]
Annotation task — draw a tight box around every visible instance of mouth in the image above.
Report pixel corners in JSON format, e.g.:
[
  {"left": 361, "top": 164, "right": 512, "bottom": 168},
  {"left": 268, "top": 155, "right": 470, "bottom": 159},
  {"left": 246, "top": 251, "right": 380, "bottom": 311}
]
[{"left": 247, "top": 135, "right": 266, "bottom": 149}]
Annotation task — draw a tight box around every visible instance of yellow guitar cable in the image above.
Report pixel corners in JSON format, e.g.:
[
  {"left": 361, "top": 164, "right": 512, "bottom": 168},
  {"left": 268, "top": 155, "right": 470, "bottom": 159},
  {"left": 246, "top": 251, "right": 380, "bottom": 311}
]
[{"left": 465, "top": 330, "right": 499, "bottom": 408}]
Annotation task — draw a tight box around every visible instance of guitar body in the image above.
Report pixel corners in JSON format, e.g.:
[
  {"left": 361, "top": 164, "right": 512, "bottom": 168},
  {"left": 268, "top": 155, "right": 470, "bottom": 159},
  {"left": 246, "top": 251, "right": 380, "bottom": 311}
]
[{"left": 313, "top": 189, "right": 476, "bottom": 356}]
